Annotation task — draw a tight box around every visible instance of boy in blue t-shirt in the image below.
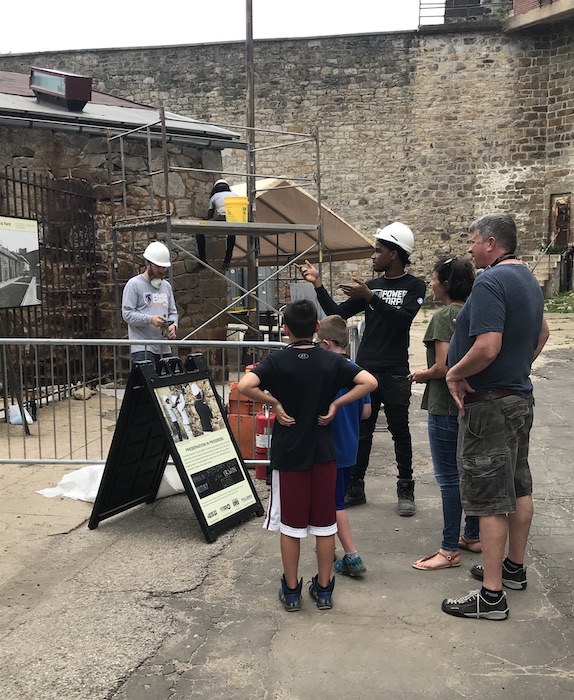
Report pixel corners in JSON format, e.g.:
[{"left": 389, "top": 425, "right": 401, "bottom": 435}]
[
  {"left": 238, "top": 301, "right": 377, "bottom": 612},
  {"left": 317, "top": 315, "right": 372, "bottom": 577}
]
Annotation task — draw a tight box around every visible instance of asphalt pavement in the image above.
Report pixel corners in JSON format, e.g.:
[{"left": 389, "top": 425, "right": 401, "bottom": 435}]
[{"left": 1, "top": 345, "right": 573, "bottom": 700}]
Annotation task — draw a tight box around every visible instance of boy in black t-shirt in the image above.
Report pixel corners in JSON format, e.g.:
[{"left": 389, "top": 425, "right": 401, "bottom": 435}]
[{"left": 238, "top": 300, "right": 376, "bottom": 611}]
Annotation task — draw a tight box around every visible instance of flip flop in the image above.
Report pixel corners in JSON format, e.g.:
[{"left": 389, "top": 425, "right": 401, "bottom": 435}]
[
  {"left": 412, "top": 550, "right": 461, "bottom": 571},
  {"left": 459, "top": 536, "right": 482, "bottom": 553}
]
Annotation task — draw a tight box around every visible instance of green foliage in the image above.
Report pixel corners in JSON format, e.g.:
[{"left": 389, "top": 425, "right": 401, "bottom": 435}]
[{"left": 545, "top": 292, "right": 574, "bottom": 313}]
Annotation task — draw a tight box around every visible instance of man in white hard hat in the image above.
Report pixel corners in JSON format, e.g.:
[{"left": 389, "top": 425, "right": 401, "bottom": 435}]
[
  {"left": 193, "top": 179, "right": 239, "bottom": 273},
  {"left": 122, "top": 241, "right": 178, "bottom": 371},
  {"left": 295, "top": 222, "right": 426, "bottom": 516}
]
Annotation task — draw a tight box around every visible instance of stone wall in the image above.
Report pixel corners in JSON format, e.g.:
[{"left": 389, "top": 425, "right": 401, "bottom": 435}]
[
  {"left": 544, "top": 23, "right": 574, "bottom": 226},
  {"left": 0, "top": 124, "right": 229, "bottom": 339},
  {"left": 1, "top": 20, "right": 572, "bottom": 293}
]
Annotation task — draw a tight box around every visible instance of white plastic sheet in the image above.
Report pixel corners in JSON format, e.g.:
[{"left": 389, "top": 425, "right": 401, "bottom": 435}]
[
  {"left": 37, "top": 463, "right": 185, "bottom": 502},
  {"left": 9, "top": 404, "right": 33, "bottom": 425}
]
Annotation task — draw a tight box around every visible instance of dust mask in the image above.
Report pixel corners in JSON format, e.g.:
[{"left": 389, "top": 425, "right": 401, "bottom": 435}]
[{"left": 150, "top": 277, "right": 162, "bottom": 289}]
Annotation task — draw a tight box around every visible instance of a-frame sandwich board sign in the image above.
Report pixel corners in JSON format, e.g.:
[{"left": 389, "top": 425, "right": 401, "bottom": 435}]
[{"left": 88, "top": 354, "right": 264, "bottom": 542}]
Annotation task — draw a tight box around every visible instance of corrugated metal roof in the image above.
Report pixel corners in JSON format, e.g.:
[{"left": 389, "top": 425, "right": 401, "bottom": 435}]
[
  {"left": 0, "top": 69, "right": 149, "bottom": 108},
  {"left": 0, "top": 69, "right": 240, "bottom": 143},
  {"left": 0, "top": 92, "right": 240, "bottom": 142}
]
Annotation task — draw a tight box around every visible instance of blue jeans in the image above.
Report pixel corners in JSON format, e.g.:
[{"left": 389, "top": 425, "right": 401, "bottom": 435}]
[
  {"left": 428, "top": 414, "right": 479, "bottom": 551},
  {"left": 335, "top": 466, "right": 353, "bottom": 511}
]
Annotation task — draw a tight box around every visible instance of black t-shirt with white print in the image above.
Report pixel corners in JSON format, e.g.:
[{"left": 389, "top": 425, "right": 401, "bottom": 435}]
[
  {"left": 252, "top": 345, "right": 361, "bottom": 471},
  {"left": 316, "top": 273, "right": 426, "bottom": 374}
]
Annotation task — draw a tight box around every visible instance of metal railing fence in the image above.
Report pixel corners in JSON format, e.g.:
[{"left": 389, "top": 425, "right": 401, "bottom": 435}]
[
  {"left": 0, "top": 338, "right": 284, "bottom": 466},
  {"left": 419, "top": 0, "right": 512, "bottom": 25}
]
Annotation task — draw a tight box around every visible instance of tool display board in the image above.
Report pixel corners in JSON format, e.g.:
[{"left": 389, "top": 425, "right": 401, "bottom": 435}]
[{"left": 89, "top": 354, "right": 264, "bottom": 542}]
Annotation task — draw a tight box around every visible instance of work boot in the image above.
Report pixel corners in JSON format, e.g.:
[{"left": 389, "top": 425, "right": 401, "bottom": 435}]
[
  {"left": 191, "top": 261, "right": 207, "bottom": 273},
  {"left": 397, "top": 478, "right": 416, "bottom": 516},
  {"left": 344, "top": 478, "right": 366, "bottom": 507}
]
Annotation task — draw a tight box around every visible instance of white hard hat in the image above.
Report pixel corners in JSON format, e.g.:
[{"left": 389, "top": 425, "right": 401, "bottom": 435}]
[
  {"left": 214, "top": 178, "right": 229, "bottom": 186},
  {"left": 191, "top": 383, "right": 201, "bottom": 396},
  {"left": 143, "top": 241, "right": 171, "bottom": 267},
  {"left": 374, "top": 222, "right": 415, "bottom": 255}
]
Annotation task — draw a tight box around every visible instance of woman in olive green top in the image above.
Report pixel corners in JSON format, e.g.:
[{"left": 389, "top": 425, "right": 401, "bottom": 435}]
[{"left": 409, "top": 258, "right": 480, "bottom": 570}]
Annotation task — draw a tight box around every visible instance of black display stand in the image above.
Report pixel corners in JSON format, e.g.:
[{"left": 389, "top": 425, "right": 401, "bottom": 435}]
[{"left": 88, "top": 354, "right": 264, "bottom": 542}]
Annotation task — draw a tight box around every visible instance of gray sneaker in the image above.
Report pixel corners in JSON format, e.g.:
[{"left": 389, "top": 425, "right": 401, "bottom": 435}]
[
  {"left": 470, "top": 561, "right": 527, "bottom": 590},
  {"left": 397, "top": 479, "right": 416, "bottom": 516}
]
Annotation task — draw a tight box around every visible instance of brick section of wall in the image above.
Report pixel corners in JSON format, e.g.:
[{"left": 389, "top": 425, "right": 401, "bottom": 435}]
[
  {"left": 0, "top": 22, "right": 572, "bottom": 285},
  {"left": 513, "top": 0, "right": 554, "bottom": 15},
  {"left": 537, "top": 24, "right": 574, "bottom": 244},
  {"left": 546, "top": 26, "right": 574, "bottom": 159}
]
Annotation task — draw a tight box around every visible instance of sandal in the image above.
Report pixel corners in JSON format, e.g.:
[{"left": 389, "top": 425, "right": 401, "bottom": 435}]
[
  {"left": 412, "top": 550, "right": 461, "bottom": 571},
  {"left": 459, "top": 536, "right": 482, "bottom": 553}
]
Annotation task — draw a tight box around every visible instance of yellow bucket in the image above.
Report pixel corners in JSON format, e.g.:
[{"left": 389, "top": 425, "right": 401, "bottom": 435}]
[{"left": 225, "top": 196, "right": 249, "bottom": 223}]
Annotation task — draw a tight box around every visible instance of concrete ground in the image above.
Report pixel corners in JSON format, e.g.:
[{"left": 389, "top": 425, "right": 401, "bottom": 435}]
[{"left": 1, "top": 314, "right": 574, "bottom": 699}]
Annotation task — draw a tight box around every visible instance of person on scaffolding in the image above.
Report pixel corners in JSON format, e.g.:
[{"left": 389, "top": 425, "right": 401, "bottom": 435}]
[
  {"left": 193, "top": 179, "right": 238, "bottom": 273},
  {"left": 122, "top": 241, "right": 178, "bottom": 372}
]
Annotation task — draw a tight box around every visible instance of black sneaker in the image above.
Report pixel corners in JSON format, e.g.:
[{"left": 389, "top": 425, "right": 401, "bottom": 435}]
[
  {"left": 442, "top": 589, "right": 509, "bottom": 620},
  {"left": 344, "top": 478, "right": 366, "bottom": 507},
  {"left": 308, "top": 575, "right": 335, "bottom": 610},
  {"left": 470, "top": 561, "right": 527, "bottom": 590},
  {"left": 397, "top": 479, "right": 416, "bottom": 517},
  {"left": 278, "top": 576, "right": 302, "bottom": 612}
]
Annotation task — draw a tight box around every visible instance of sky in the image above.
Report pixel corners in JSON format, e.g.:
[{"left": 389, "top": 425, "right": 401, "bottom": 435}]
[{"left": 2, "top": 1, "right": 421, "bottom": 55}]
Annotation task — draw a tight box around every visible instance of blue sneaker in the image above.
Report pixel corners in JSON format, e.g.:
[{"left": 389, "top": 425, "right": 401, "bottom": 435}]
[
  {"left": 308, "top": 575, "right": 335, "bottom": 610},
  {"left": 334, "top": 555, "right": 367, "bottom": 577},
  {"left": 279, "top": 576, "right": 302, "bottom": 612}
]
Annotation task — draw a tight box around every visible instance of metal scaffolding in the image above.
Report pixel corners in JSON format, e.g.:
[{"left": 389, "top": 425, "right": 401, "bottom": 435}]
[{"left": 106, "top": 109, "right": 324, "bottom": 341}]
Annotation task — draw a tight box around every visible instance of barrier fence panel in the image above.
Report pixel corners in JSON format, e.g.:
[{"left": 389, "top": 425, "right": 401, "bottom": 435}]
[{"left": 0, "top": 338, "right": 284, "bottom": 467}]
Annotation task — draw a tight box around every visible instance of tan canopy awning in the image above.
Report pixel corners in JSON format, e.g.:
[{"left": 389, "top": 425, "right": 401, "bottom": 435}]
[{"left": 230, "top": 178, "right": 374, "bottom": 266}]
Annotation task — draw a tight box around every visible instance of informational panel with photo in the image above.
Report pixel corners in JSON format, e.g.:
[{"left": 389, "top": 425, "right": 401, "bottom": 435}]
[
  {"left": 89, "top": 355, "right": 263, "bottom": 541},
  {"left": 154, "top": 375, "right": 259, "bottom": 528},
  {"left": 0, "top": 216, "right": 41, "bottom": 309}
]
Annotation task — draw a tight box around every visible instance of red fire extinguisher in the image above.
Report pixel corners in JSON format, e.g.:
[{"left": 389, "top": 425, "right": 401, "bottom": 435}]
[{"left": 255, "top": 405, "right": 275, "bottom": 481}]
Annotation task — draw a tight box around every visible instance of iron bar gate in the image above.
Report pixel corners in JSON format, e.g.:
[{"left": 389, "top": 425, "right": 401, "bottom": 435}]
[{"left": 0, "top": 167, "right": 100, "bottom": 409}]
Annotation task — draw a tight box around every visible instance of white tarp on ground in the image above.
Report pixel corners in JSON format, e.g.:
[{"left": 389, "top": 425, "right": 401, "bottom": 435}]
[{"left": 37, "top": 463, "right": 185, "bottom": 502}]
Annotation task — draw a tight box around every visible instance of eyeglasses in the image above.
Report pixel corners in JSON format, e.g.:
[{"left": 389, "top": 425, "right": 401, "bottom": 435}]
[{"left": 323, "top": 338, "right": 346, "bottom": 348}]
